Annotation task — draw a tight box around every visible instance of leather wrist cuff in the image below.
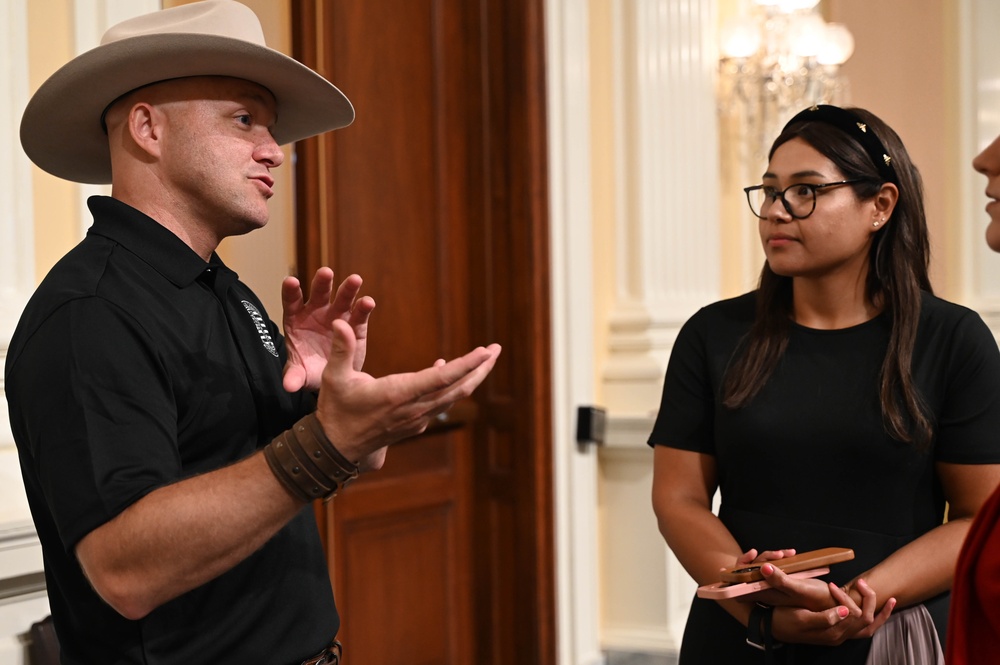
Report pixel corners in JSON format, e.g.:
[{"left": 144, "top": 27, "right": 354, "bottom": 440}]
[
  {"left": 264, "top": 413, "right": 360, "bottom": 503},
  {"left": 297, "top": 413, "right": 360, "bottom": 485},
  {"left": 264, "top": 430, "right": 333, "bottom": 502}
]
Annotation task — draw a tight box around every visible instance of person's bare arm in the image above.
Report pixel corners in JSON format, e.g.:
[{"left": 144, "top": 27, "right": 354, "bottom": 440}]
[
  {"left": 75, "top": 452, "right": 297, "bottom": 620},
  {"left": 841, "top": 462, "right": 1000, "bottom": 609},
  {"left": 76, "top": 320, "right": 501, "bottom": 620},
  {"left": 759, "top": 462, "right": 1000, "bottom": 644},
  {"left": 653, "top": 446, "right": 869, "bottom": 640},
  {"left": 652, "top": 446, "right": 756, "bottom": 626}
]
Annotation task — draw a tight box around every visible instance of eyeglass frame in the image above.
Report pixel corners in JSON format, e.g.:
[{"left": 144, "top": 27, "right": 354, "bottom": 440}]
[{"left": 743, "top": 178, "right": 870, "bottom": 220}]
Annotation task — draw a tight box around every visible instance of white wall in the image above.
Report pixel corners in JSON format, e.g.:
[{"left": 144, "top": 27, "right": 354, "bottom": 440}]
[{"left": 0, "top": 1, "right": 49, "bottom": 659}]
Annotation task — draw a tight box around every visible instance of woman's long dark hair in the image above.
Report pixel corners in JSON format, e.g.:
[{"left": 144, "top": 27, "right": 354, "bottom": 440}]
[{"left": 721, "top": 107, "right": 934, "bottom": 448}]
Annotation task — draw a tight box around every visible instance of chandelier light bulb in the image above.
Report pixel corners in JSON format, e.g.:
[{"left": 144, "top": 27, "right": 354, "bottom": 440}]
[
  {"left": 788, "top": 12, "right": 827, "bottom": 58},
  {"left": 720, "top": 16, "right": 762, "bottom": 59},
  {"left": 817, "top": 23, "right": 855, "bottom": 65},
  {"left": 776, "top": 0, "right": 822, "bottom": 11},
  {"left": 717, "top": 3, "right": 853, "bottom": 162}
]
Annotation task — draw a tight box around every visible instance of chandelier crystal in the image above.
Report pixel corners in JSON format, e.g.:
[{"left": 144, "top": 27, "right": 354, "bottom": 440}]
[{"left": 718, "top": 0, "right": 854, "bottom": 163}]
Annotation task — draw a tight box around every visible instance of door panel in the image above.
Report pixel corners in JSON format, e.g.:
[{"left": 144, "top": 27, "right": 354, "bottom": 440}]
[{"left": 292, "top": 1, "right": 553, "bottom": 663}]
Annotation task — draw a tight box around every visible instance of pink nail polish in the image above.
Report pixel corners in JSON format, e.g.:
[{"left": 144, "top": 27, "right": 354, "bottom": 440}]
[{"left": 838, "top": 606, "right": 849, "bottom": 618}]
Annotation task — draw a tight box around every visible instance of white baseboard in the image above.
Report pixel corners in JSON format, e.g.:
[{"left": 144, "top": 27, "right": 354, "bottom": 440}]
[
  {"left": 602, "top": 625, "right": 680, "bottom": 655},
  {"left": 575, "top": 651, "right": 609, "bottom": 665}
]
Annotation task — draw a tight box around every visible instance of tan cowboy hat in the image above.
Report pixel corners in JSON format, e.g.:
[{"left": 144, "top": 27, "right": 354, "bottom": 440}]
[{"left": 20, "top": 0, "right": 354, "bottom": 184}]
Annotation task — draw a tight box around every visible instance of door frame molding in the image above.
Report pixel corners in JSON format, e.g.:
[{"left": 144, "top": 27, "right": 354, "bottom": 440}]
[{"left": 544, "top": 2, "right": 604, "bottom": 664}]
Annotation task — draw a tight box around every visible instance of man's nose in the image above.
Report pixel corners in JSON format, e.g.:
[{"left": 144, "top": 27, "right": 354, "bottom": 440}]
[{"left": 257, "top": 134, "right": 284, "bottom": 168}]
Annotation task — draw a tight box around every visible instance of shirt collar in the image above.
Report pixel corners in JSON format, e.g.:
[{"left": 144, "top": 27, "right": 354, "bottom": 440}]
[{"left": 86, "top": 196, "right": 237, "bottom": 288}]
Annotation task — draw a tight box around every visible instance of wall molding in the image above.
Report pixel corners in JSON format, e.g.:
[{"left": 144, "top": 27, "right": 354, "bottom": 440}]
[
  {"left": 72, "top": 1, "right": 158, "bottom": 235},
  {"left": 604, "top": 0, "right": 721, "bottom": 419},
  {"left": 596, "top": 1, "right": 719, "bottom": 656},
  {"left": 0, "top": 0, "right": 34, "bottom": 353},
  {"left": 600, "top": 625, "right": 678, "bottom": 655},
  {"left": 544, "top": 0, "right": 604, "bottom": 663}
]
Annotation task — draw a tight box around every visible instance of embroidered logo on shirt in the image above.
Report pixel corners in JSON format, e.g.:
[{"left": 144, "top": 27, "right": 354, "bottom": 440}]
[{"left": 242, "top": 300, "right": 279, "bottom": 357}]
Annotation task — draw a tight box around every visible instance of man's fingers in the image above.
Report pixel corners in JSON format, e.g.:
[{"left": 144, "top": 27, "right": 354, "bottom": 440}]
[
  {"left": 328, "top": 319, "right": 359, "bottom": 368},
  {"left": 433, "top": 345, "right": 501, "bottom": 394},
  {"left": 315, "top": 341, "right": 499, "bottom": 460},
  {"left": 415, "top": 345, "right": 500, "bottom": 390},
  {"left": 307, "top": 267, "right": 337, "bottom": 306},
  {"left": 329, "top": 273, "right": 363, "bottom": 312},
  {"left": 351, "top": 295, "right": 376, "bottom": 324},
  {"left": 281, "top": 276, "right": 303, "bottom": 313},
  {"left": 397, "top": 345, "right": 501, "bottom": 413},
  {"left": 282, "top": 365, "right": 306, "bottom": 393},
  {"left": 347, "top": 296, "right": 376, "bottom": 350}
]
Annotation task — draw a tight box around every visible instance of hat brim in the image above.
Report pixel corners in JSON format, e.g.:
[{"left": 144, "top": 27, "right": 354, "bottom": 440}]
[{"left": 20, "top": 33, "right": 354, "bottom": 184}]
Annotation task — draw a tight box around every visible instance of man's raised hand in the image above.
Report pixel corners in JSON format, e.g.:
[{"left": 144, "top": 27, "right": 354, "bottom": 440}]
[
  {"left": 282, "top": 268, "right": 375, "bottom": 393},
  {"left": 315, "top": 318, "right": 501, "bottom": 471}
]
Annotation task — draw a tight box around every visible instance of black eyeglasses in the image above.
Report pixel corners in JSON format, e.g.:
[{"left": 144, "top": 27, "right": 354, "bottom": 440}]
[{"left": 743, "top": 179, "right": 867, "bottom": 220}]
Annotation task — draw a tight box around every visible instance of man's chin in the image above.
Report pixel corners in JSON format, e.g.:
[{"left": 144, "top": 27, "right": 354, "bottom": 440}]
[{"left": 233, "top": 210, "right": 270, "bottom": 236}]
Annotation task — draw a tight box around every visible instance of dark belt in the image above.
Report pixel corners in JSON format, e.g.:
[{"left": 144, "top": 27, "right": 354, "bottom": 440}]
[{"left": 300, "top": 640, "right": 342, "bottom": 665}]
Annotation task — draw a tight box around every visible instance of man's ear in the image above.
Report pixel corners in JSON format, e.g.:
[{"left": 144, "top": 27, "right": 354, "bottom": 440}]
[{"left": 126, "top": 102, "right": 163, "bottom": 159}]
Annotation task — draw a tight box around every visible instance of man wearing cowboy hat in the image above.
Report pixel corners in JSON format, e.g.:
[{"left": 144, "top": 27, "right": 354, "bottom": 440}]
[{"left": 6, "top": 2, "right": 501, "bottom": 663}]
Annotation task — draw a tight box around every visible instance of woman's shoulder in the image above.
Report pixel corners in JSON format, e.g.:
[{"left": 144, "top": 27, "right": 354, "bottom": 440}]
[
  {"left": 919, "top": 291, "right": 988, "bottom": 326},
  {"left": 917, "top": 291, "right": 997, "bottom": 348},
  {"left": 689, "top": 291, "right": 757, "bottom": 323},
  {"left": 676, "top": 292, "right": 757, "bottom": 347}
]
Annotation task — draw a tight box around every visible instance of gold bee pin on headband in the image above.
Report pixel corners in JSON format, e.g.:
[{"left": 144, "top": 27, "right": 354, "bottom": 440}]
[{"left": 784, "top": 105, "right": 898, "bottom": 184}]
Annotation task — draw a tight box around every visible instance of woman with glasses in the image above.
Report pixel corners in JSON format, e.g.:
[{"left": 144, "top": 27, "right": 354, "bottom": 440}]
[{"left": 650, "top": 105, "right": 1000, "bottom": 664}]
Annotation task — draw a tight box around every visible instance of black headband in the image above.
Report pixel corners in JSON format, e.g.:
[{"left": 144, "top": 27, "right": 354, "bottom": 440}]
[{"left": 781, "top": 105, "right": 897, "bottom": 185}]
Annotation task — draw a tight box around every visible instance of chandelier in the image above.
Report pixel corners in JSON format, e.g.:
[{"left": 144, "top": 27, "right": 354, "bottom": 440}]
[{"left": 718, "top": 0, "right": 855, "bottom": 163}]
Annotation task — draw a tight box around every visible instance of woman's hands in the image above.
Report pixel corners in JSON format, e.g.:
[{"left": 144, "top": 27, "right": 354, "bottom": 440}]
[
  {"left": 760, "top": 561, "right": 896, "bottom": 645},
  {"left": 730, "top": 548, "right": 830, "bottom": 611},
  {"left": 827, "top": 579, "right": 896, "bottom": 640},
  {"left": 735, "top": 547, "right": 798, "bottom": 566},
  {"left": 732, "top": 549, "right": 896, "bottom": 646}
]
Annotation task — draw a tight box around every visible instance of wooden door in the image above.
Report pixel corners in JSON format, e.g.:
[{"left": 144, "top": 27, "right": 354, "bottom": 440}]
[{"left": 291, "top": 2, "right": 554, "bottom": 664}]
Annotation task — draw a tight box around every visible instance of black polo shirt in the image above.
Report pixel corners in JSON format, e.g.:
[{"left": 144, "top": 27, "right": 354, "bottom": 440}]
[{"left": 5, "top": 196, "right": 338, "bottom": 664}]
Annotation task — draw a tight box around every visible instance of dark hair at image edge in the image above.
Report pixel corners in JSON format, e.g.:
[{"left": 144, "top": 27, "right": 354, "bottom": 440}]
[{"left": 721, "top": 107, "right": 934, "bottom": 448}]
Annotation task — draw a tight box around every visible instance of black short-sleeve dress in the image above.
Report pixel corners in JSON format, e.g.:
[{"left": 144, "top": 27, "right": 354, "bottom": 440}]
[{"left": 648, "top": 291, "right": 1000, "bottom": 664}]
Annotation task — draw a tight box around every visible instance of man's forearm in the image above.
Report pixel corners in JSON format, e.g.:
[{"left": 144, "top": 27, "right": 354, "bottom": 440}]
[{"left": 75, "top": 450, "right": 303, "bottom": 619}]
